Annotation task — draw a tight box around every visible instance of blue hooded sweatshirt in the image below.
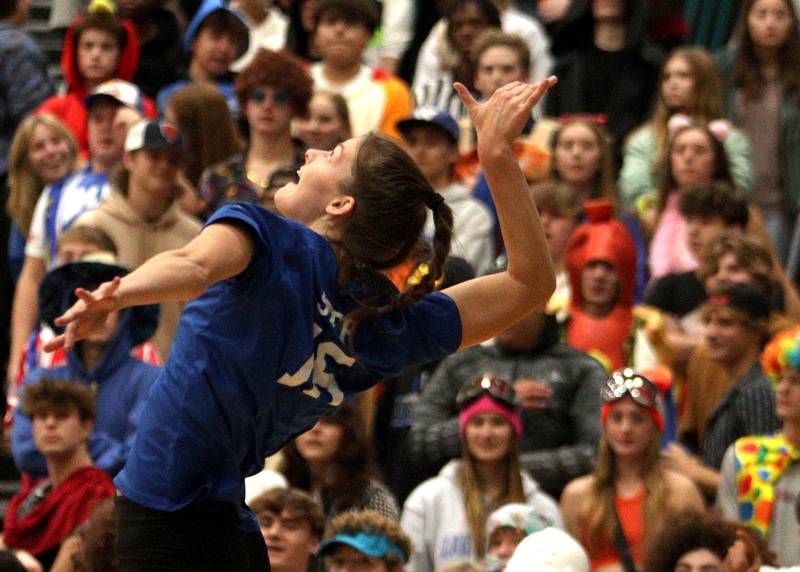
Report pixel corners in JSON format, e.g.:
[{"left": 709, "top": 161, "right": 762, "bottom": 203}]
[
  {"left": 12, "top": 304, "right": 162, "bottom": 478},
  {"left": 155, "top": 0, "right": 250, "bottom": 117}
]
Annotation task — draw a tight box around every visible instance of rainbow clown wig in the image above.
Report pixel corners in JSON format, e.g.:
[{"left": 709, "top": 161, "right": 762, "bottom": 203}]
[{"left": 761, "top": 326, "right": 800, "bottom": 383}]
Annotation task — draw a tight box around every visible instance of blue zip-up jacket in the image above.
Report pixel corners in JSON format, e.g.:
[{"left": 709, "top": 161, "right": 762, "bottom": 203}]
[{"left": 12, "top": 310, "right": 162, "bottom": 478}]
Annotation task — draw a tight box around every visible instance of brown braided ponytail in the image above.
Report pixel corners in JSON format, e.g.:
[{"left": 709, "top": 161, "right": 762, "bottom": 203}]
[{"left": 334, "top": 133, "right": 453, "bottom": 336}]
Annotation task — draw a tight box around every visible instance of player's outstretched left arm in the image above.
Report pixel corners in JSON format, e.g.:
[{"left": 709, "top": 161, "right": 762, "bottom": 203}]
[{"left": 444, "top": 79, "right": 557, "bottom": 350}]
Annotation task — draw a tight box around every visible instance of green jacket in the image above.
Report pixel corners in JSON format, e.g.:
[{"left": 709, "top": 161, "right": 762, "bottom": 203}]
[
  {"left": 716, "top": 48, "right": 800, "bottom": 218},
  {"left": 618, "top": 121, "right": 754, "bottom": 209}
]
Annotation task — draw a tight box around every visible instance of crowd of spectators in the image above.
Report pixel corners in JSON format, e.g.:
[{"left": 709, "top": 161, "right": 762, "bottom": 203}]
[{"left": 3, "top": 0, "right": 800, "bottom": 570}]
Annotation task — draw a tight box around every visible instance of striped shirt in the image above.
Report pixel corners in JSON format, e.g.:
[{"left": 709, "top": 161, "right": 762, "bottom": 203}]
[{"left": 702, "top": 363, "right": 781, "bottom": 470}]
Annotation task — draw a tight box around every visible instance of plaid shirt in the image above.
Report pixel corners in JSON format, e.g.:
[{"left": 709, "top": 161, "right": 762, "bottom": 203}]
[{"left": 702, "top": 362, "right": 781, "bottom": 470}]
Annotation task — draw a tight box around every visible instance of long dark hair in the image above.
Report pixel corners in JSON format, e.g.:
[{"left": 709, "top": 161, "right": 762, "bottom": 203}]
[
  {"left": 281, "top": 403, "right": 379, "bottom": 515},
  {"left": 335, "top": 134, "right": 453, "bottom": 333},
  {"left": 734, "top": 0, "right": 800, "bottom": 99},
  {"left": 285, "top": 0, "right": 316, "bottom": 61}
]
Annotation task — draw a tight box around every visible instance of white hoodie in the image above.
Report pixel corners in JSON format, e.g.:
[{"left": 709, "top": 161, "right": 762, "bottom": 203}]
[{"left": 401, "top": 459, "right": 563, "bottom": 572}]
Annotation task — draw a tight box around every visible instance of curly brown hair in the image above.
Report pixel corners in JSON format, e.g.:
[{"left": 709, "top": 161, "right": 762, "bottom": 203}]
[
  {"left": 235, "top": 49, "right": 314, "bottom": 118},
  {"left": 643, "top": 511, "right": 735, "bottom": 572},
  {"left": 323, "top": 510, "right": 412, "bottom": 566},
  {"left": 698, "top": 231, "right": 774, "bottom": 296},
  {"left": 22, "top": 378, "right": 96, "bottom": 421},
  {"left": 249, "top": 487, "right": 325, "bottom": 539}
]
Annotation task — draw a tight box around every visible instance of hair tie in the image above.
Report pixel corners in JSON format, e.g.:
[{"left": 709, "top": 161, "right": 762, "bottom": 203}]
[{"left": 426, "top": 192, "right": 445, "bottom": 211}]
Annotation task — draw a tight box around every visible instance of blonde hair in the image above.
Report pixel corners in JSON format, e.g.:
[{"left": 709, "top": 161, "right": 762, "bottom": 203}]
[
  {"left": 6, "top": 114, "right": 79, "bottom": 234},
  {"left": 585, "top": 426, "right": 668, "bottom": 556},
  {"left": 459, "top": 439, "right": 525, "bottom": 558}
]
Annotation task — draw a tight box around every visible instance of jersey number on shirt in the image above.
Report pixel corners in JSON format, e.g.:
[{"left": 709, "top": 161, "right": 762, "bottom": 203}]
[{"left": 276, "top": 324, "right": 355, "bottom": 406}]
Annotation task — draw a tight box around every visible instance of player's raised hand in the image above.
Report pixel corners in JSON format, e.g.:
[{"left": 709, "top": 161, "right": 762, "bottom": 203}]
[
  {"left": 43, "top": 276, "right": 122, "bottom": 353},
  {"left": 454, "top": 77, "right": 557, "bottom": 148}
]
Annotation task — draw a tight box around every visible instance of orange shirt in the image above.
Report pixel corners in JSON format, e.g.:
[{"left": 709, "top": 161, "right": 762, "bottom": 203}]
[{"left": 586, "top": 488, "right": 646, "bottom": 570}]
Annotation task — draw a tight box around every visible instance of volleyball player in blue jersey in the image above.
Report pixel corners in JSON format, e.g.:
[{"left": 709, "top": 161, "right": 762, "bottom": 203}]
[{"left": 46, "top": 79, "right": 557, "bottom": 571}]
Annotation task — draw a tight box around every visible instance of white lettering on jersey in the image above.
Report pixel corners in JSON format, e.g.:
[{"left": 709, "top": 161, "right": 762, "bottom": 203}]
[{"left": 277, "top": 303, "right": 355, "bottom": 406}]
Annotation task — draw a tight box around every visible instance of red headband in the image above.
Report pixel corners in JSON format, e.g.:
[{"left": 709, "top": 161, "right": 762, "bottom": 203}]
[{"left": 600, "top": 401, "right": 665, "bottom": 433}]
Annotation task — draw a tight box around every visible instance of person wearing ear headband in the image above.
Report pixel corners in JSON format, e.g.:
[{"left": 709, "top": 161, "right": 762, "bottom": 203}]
[
  {"left": 648, "top": 120, "right": 739, "bottom": 280},
  {"left": 561, "top": 369, "right": 704, "bottom": 572},
  {"left": 401, "top": 375, "right": 562, "bottom": 572},
  {"left": 620, "top": 46, "right": 754, "bottom": 209}
]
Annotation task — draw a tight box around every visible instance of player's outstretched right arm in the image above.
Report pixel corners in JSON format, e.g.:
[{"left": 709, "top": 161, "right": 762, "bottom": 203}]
[{"left": 44, "top": 222, "right": 254, "bottom": 352}]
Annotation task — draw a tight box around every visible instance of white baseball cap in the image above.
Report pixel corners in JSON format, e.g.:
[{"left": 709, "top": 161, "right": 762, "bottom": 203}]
[{"left": 505, "top": 528, "right": 590, "bottom": 572}]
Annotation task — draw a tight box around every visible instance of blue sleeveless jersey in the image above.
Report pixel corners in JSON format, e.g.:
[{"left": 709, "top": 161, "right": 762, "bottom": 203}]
[{"left": 114, "top": 203, "right": 462, "bottom": 530}]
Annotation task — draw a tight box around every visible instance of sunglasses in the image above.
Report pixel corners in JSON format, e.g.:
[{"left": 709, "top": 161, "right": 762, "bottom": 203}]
[
  {"left": 249, "top": 88, "right": 289, "bottom": 106},
  {"left": 456, "top": 375, "right": 517, "bottom": 410},
  {"left": 602, "top": 368, "right": 659, "bottom": 409}
]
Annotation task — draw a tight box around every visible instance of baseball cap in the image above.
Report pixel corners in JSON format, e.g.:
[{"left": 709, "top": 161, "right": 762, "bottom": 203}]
[
  {"left": 86, "top": 79, "right": 145, "bottom": 113},
  {"left": 397, "top": 106, "right": 460, "bottom": 144},
  {"left": 486, "top": 503, "right": 551, "bottom": 540},
  {"left": 317, "top": 531, "right": 408, "bottom": 563},
  {"left": 124, "top": 119, "right": 183, "bottom": 154},
  {"left": 505, "top": 528, "right": 590, "bottom": 572},
  {"left": 705, "top": 283, "right": 771, "bottom": 324}
]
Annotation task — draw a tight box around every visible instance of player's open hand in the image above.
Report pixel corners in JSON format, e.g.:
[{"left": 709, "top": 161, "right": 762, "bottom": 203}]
[
  {"left": 454, "top": 77, "right": 557, "bottom": 149},
  {"left": 43, "top": 276, "right": 122, "bottom": 353}
]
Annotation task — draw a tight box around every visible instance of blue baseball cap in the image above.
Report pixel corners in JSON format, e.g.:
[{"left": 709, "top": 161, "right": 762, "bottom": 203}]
[
  {"left": 397, "top": 106, "right": 460, "bottom": 144},
  {"left": 317, "top": 531, "right": 408, "bottom": 563}
]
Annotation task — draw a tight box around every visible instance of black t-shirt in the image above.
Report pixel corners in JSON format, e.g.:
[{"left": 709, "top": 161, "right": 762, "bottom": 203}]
[
  {"left": 580, "top": 46, "right": 632, "bottom": 114},
  {"left": 645, "top": 271, "right": 787, "bottom": 316},
  {"left": 644, "top": 271, "right": 706, "bottom": 317}
]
